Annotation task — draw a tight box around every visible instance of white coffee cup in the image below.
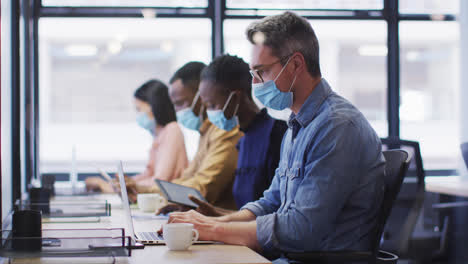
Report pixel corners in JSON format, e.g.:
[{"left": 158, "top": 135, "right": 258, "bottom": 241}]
[
  {"left": 163, "top": 223, "right": 199, "bottom": 251},
  {"left": 137, "top": 193, "right": 165, "bottom": 212}
]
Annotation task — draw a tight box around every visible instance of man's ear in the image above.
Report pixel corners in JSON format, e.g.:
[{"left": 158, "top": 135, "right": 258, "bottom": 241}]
[{"left": 290, "top": 52, "right": 306, "bottom": 75}]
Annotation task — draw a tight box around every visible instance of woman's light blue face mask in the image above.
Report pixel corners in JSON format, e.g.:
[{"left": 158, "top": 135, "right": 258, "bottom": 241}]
[
  {"left": 206, "top": 91, "right": 239, "bottom": 131},
  {"left": 252, "top": 56, "right": 297, "bottom": 111},
  {"left": 176, "top": 91, "right": 203, "bottom": 131},
  {"left": 136, "top": 112, "right": 156, "bottom": 135}
]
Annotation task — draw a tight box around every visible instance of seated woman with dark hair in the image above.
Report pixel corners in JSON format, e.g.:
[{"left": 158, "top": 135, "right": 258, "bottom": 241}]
[{"left": 86, "top": 79, "right": 188, "bottom": 192}]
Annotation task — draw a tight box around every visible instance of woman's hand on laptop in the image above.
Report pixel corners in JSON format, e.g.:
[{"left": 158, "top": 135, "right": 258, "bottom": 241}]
[{"left": 85, "top": 177, "right": 114, "bottom": 193}]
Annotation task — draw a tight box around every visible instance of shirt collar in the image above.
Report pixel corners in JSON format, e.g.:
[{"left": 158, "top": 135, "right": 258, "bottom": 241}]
[
  {"left": 288, "top": 78, "right": 332, "bottom": 128},
  {"left": 241, "top": 108, "right": 268, "bottom": 133}
]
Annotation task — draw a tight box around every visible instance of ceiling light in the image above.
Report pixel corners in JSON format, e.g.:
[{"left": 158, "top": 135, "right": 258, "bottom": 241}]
[
  {"left": 141, "top": 9, "right": 157, "bottom": 19},
  {"left": 107, "top": 41, "right": 122, "bottom": 55},
  {"left": 358, "top": 45, "right": 387, "bottom": 57},
  {"left": 65, "top": 44, "right": 98, "bottom": 57}
]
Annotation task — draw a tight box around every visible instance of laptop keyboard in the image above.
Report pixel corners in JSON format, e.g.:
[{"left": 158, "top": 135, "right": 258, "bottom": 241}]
[{"left": 138, "top": 231, "right": 163, "bottom": 241}]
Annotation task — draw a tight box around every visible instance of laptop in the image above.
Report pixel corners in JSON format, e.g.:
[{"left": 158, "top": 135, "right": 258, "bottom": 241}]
[
  {"left": 117, "top": 161, "right": 213, "bottom": 245},
  {"left": 117, "top": 160, "right": 165, "bottom": 245}
]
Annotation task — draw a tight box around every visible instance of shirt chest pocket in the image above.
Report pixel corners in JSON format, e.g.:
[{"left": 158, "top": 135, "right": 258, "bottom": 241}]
[
  {"left": 277, "top": 165, "right": 303, "bottom": 209},
  {"left": 286, "top": 166, "right": 303, "bottom": 205}
]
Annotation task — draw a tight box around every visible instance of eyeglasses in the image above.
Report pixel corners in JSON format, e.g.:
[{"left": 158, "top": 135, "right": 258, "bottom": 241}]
[{"left": 249, "top": 54, "right": 292, "bottom": 83}]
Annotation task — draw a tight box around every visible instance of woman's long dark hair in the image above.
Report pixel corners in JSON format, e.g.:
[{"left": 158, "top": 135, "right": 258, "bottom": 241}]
[{"left": 134, "top": 79, "right": 176, "bottom": 126}]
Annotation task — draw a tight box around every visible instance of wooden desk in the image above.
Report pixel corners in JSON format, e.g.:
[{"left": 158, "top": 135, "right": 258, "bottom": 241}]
[
  {"left": 7, "top": 194, "right": 271, "bottom": 264},
  {"left": 425, "top": 176, "right": 468, "bottom": 198}
]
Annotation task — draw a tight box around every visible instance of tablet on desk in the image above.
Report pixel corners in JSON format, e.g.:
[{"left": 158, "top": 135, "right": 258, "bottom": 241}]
[{"left": 155, "top": 179, "right": 206, "bottom": 208}]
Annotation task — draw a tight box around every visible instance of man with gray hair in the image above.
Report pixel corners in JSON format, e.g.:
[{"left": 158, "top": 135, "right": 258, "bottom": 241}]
[{"left": 165, "top": 11, "right": 385, "bottom": 263}]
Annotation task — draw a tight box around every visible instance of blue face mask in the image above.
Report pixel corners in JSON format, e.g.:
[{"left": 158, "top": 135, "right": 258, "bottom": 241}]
[
  {"left": 177, "top": 108, "right": 202, "bottom": 131},
  {"left": 176, "top": 91, "right": 203, "bottom": 131},
  {"left": 136, "top": 112, "right": 156, "bottom": 135},
  {"left": 253, "top": 57, "right": 297, "bottom": 111},
  {"left": 206, "top": 92, "right": 239, "bottom": 131}
]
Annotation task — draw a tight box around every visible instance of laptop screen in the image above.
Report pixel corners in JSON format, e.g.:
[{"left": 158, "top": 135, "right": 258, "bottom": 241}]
[{"left": 117, "top": 161, "right": 136, "bottom": 238}]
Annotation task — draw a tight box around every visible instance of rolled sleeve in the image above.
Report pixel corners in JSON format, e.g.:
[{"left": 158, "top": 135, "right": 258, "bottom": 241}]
[
  {"left": 255, "top": 213, "right": 279, "bottom": 252},
  {"left": 241, "top": 202, "right": 268, "bottom": 217}
]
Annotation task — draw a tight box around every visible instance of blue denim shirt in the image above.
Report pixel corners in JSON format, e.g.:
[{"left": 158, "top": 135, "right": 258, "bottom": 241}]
[{"left": 242, "top": 79, "right": 385, "bottom": 255}]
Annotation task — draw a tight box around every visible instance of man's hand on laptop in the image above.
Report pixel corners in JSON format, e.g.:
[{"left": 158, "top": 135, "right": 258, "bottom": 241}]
[{"left": 158, "top": 210, "right": 220, "bottom": 241}]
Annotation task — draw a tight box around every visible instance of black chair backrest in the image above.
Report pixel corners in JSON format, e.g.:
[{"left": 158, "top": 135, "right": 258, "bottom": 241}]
[
  {"left": 381, "top": 137, "right": 424, "bottom": 187},
  {"left": 372, "top": 149, "right": 410, "bottom": 256},
  {"left": 461, "top": 142, "right": 468, "bottom": 170},
  {"left": 380, "top": 138, "right": 425, "bottom": 256}
]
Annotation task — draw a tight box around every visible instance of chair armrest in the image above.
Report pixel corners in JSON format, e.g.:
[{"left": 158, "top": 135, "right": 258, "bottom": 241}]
[{"left": 284, "top": 250, "right": 373, "bottom": 263}]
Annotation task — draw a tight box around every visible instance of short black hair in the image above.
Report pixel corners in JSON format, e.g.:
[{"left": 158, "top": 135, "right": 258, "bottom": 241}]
[
  {"left": 246, "top": 11, "right": 321, "bottom": 77},
  {"left": 134, "top": 79, "right": 176, "bottom": 126},
  {"left": 200, "top": 54, "right": 252, "bottom": 99},
  {"left": 169, "top": 61, "right": 206, "bottom": 93}
]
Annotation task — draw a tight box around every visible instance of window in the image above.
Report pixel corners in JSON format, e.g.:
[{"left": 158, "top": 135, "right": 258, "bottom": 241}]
[
  {"left": 2, "top": 0, "right": 14, "bottom": 219},
  {"left": 400, "top": 0, "right": 459, "bottom": 14},
  {"left": 224, "top": 19, "right": 388, "bottom": 137},
  {"left": 226, "top": 0, "right": 383, "bottom": 10},
  {"left": 42, "top": 0, "right": 208, "bottom": 8},
  {"left": 39, "top": 18, "right": 211, "bottom": 174},
  {"left": 400, "top": 21, "right": 460, "bottom": 170}
]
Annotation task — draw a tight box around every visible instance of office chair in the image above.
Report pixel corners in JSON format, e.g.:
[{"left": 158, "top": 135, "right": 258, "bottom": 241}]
[
  {"left": 284, "top": 149, "right": 410, "bottom": 264},
  {"left": 461, "top": 142, "right": 468, "bottom": 170},
  {"left": 381, "top": 138, "right": 468, "bottom": 263},
  {"left": 380, "top": 138, "right": 427, "bottom": 260}
]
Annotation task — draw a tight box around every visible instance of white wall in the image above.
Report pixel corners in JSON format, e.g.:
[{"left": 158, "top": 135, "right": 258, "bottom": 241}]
[{"left": 1, "top": 0, "right": 13, "bottom": 220}]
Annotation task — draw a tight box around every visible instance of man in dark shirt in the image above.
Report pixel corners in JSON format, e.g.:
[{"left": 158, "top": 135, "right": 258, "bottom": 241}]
[
  {"left": 233, "top": 108, "right": 286, "bottom": 208},
  {"left": 187, "top": 54, "right": 287, "bottom": 215}
]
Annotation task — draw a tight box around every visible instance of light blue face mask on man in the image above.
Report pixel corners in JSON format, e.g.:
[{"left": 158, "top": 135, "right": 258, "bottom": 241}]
[
  {"left": 176, "top": 91, "right": 203, "bottom": 131},
  {"left": 206, "top": 92, "right": 239, "bottom": 131},
  {"left": 136, "top": 112, "right": 156, "bottom": 135},
  {"left": 253, "top": 57, "right": 297, "bottom": 111},
  {"left": 177, "top": 108, "right": 202, "bottom": 131}
]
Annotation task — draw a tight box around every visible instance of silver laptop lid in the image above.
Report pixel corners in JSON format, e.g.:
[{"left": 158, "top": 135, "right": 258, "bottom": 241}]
[{"left": 117, "top": 160, "right": 136, "bottom": 239}]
